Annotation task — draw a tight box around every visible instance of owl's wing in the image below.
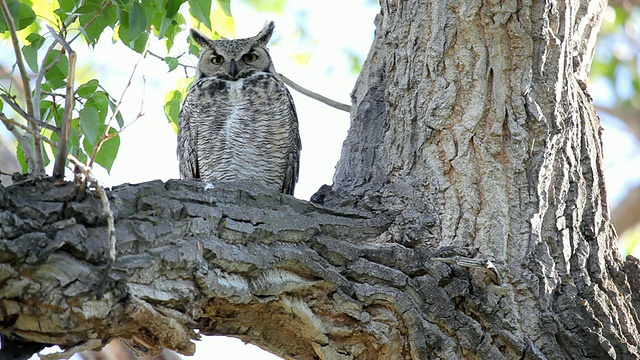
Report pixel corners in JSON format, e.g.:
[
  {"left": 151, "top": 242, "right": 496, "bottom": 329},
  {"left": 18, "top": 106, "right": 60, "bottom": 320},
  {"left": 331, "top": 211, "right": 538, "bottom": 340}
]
[
  {"left": 281, "top": 87, "right": 301, "bottom": 196},
  {"left": 177, "top": 100, "right": 200, "bottom": 179}
]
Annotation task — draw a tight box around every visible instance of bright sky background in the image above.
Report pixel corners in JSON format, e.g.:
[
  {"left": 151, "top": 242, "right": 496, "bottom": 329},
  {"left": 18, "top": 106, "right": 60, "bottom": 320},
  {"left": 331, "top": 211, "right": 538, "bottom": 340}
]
[{"left": 11, "top": 0, "right": 640, "bottom": 359}]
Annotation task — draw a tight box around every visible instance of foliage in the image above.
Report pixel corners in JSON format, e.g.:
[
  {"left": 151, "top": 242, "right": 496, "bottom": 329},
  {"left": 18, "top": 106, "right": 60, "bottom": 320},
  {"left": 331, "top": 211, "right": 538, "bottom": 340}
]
[
  {"left": 591, "top": 5, "right": 640, "bottom": 254},
  {"left": 591, "top": 6, "right": 640, "bottom": 109},
  {"left": 0, "top": 0, "right": 233, "bottom": 178}
]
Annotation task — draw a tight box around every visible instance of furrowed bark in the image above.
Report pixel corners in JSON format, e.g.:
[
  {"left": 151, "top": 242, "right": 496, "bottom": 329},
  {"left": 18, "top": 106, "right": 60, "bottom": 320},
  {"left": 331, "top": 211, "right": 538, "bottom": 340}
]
[{"left": 1, "top": 179, "right": 448, "bottom": 359}]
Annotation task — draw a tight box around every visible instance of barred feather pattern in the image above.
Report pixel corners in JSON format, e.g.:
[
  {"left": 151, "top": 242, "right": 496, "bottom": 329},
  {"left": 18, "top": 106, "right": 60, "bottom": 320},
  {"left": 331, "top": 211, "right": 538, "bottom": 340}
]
[{"left": 177, "top": 72, "right": 301, "bottom": 195}]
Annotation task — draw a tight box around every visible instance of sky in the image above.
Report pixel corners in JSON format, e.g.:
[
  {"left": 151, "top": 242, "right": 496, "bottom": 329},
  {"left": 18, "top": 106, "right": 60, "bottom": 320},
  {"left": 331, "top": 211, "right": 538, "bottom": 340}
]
[{"left": 8, "top": 0, "right": 640, "bottom": 359}]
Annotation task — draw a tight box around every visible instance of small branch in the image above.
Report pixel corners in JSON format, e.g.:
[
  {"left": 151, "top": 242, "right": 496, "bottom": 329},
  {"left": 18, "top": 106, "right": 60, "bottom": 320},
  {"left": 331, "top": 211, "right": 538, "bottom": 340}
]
[
  {"left": 277, "top": 73, "right": 351, "bottom": 112},
  {"left": 147, "top": 51, "right": 196, "bottom": 71},
  {"left": 0, "top": 94, "right": 60, "bottom": 132},
  {"left": 0, "top": 114, "right": 35, "bottom": 172},
  {"left": 0, "top": 112, "right": 58, "bottom": 147},
  {"left": 0, "top": 0, "right": 43, "bottom": 174},
  {"left": 48, "top": 25, "right": 76, "bottom": 181},
  {"left": 146, "top": 53, "right": 351, "bottom": 114}
]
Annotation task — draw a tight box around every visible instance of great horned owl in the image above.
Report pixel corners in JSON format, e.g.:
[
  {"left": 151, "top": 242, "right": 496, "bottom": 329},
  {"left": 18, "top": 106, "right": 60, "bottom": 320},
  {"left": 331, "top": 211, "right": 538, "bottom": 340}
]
[{"left": 177, "top": 22, "right": 301, "bottom": 195}]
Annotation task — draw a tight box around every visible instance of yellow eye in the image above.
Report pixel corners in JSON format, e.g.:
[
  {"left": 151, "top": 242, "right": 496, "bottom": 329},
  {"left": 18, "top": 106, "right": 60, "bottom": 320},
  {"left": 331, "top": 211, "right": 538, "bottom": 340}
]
[
  {"left": 243, "top": 53, "right": 258, "bottom": 62},
  {"left": 211, "top": 55, "right": 224, "bottom": 64}
]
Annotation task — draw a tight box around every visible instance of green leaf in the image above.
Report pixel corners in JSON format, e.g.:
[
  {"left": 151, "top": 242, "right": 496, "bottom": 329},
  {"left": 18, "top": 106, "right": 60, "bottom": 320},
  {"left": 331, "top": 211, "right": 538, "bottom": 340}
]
[
  {"left": 211, "top": 2, "right": 235, "bottom": 38},
  {"left": 16, "top": 145, "right": 28, "bottom": 173},
  {"left": 164, "top": 56, "right": 179, "bottom": 71},
  {"left": 39, "top": 100, "right": 54, "bottom": 125},
  {"left": 87, "top": 91, "right": 109, "bottom": 122},
  {"left": 189, "top": 41, "right": 200, "bottom": 57},
  {"left": 0, "top": 0, "right": 36, "bottom": 33},
  {"left": 74, "top": 2, "right": 101, "bottom": 15},
  {"left": 44, "top": 50, "right": 69, "bottom": 90},
  {"left": 68, "top": 118, "right": 80, "bottom": 157},
  {"left": 117, "top": 5, "right": 149, "bottom": 53},
  {"left": 216, "top": 0, "right": 231, "bottom": 16},
  {"left": 54, "top": 0, "right": 78, "bottom": 24},
  {"left": 188, "top": 0, "right": 212, "bottom": 29},
  {"left": 79, "top": 1, "right": 117, "bottom": 45},
  {"left": 164, "top": 90, "right": 182, "bottom": 133},
  {"left": 162, "top": 14, "right": 185, "bottom": 51},
  {"left": 21, "top": 33, "right": 45, "bottom": 72},
  {"left": 79, "top": 106, "right": 102, "bottom": 147},
  {"left": 165, "top": 0, "right": 183, "bottom": 18},
  {"left": 107, "top": 97, "right": 125, "bottom": 128},
  {"left": 94, "top": 128, "right": 120, "bottom": 173},
  {"left": 129, "top": 1, "right": 147, "bottom": 42},
  {"left": 45, "top": 50, "right": 69, "bottom": 78},
  {"left": 130, "top": 32, "right": 149, "bottom": 53},
  {"left": 77, "top": 79, "right": 100, "bottom": 98}
]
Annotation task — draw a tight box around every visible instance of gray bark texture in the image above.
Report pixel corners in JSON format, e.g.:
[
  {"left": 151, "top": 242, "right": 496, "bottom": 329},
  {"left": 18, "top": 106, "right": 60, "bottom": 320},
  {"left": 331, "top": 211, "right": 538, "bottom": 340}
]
[{"left": 1, "top": 0, "right": 640, "bottom": 359}]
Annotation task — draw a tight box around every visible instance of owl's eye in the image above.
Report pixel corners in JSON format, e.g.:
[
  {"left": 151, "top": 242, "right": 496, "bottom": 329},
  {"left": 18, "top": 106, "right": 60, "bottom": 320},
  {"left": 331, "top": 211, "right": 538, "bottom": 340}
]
[
  {"left": 243, "top": 53, "right": 259, "bottom": 63},
  {"left": 211, "top": 55, "right": 224, "bottom": 64}
]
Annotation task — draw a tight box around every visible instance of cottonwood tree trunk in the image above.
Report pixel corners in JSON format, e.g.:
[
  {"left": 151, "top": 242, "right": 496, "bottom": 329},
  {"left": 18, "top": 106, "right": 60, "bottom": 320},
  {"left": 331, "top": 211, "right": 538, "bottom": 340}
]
[{"left": 1, "top": 0, "right": 639, "bottom": 359}]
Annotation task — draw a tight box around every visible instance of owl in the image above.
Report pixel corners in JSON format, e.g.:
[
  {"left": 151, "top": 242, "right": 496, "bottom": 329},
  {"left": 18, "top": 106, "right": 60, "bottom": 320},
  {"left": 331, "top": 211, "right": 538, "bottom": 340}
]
[{"left": 177, "top": 21, "right": 301, "bottom": 195}]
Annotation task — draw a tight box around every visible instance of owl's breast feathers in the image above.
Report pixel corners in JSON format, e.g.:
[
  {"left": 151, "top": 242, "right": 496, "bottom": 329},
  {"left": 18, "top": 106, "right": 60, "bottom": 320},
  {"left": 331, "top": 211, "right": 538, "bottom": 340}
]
[{"left": 177, "top": 72, "right": 301, "bottom": 195}]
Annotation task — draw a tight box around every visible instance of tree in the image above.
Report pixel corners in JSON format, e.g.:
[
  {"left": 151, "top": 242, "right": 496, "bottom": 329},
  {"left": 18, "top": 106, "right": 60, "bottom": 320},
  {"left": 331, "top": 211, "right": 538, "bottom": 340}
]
[{"left": 2, "top": 0, "right": 640, "bottom": 359}]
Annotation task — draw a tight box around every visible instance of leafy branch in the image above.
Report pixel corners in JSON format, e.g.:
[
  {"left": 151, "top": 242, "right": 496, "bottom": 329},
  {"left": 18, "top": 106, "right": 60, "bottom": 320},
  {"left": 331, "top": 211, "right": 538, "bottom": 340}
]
[{"left": 0, "top": 0, "right": 43, "bottom": 174}]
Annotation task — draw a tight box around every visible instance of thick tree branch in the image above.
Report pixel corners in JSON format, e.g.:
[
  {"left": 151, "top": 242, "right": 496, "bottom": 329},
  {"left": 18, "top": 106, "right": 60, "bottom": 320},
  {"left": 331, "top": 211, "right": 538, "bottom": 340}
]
[{"left": 0, "top": 179, "right": 532, "bottom": 359}]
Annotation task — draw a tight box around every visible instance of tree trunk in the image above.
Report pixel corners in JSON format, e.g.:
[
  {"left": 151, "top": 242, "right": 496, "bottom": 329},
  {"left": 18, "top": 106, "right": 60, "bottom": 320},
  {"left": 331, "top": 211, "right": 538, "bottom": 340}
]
[{"left": 1, "top": 0, "right": 639, "bottom": 359}]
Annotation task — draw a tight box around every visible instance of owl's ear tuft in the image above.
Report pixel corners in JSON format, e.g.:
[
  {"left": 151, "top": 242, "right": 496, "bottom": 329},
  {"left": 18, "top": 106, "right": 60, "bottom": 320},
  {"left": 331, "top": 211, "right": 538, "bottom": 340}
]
[
  {"left": 190, "top": 29, "right": 213, "bottom": 48},
  {"left": 255, "top": 21, "right": 275, "bottom": 46}
]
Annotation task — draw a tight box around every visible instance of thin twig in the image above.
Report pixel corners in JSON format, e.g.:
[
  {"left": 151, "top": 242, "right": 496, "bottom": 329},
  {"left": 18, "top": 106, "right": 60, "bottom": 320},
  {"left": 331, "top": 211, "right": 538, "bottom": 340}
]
[
  {"left": 0, "top": 112, "right": 58, "bottom": 147},
  {"left": 147, "top": 50, "right": 196, "bottom": 70},
  {"left": 0, "top": 113, "right": 35, "bottom": 171},
  {"left": 0, "top": 0, "right": 43, "bottom": 173},
  {"left": 277, "top": 73, "right": 351, "bottom": 112},
  {"left": 47, "top": 25, "right": 76, "bottom": 180},
  {"left": 0, "top": 94, "right": 60, "bottom": 132},
  {"left": 89, "top": 33, "right": 150, "bottom": 168}
]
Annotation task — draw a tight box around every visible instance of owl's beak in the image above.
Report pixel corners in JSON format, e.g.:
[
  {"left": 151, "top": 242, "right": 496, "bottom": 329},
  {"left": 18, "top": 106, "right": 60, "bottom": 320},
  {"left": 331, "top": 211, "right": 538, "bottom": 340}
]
[{"left": 229, "top": 60, "right": 238, "bottom": 79}]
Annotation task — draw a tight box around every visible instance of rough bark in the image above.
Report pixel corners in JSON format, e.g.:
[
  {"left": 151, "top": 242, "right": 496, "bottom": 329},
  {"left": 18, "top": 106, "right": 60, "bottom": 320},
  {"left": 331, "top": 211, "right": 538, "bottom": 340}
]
[
  {"left": 1, "top": 0, "right": 640, "bottom": 359},
  {"left": 332, "top": 0, "right": 640, "bottom": 357}
]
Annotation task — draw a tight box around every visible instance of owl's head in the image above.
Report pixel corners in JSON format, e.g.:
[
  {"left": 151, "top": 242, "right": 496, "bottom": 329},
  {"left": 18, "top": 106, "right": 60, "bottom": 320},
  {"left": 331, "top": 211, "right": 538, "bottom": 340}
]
[{"left": 191, "top": 22, "right": 276, "bottom": 80}]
